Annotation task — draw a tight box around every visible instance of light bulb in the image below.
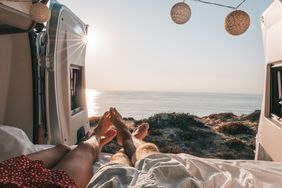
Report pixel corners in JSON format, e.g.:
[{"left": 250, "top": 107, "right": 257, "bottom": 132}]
[{"left": 30, "top": 2, "right": 51, "bottom": 23}]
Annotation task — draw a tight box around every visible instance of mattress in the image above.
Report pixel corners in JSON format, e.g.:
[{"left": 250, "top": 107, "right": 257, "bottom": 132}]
[{"left": 1, "top": 125, "right": 282, "bottom": 188}]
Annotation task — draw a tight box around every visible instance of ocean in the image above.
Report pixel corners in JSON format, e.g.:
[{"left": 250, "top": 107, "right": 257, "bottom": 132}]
[{"left": 86, "top": 90, "right": 262, "bottom": 119}]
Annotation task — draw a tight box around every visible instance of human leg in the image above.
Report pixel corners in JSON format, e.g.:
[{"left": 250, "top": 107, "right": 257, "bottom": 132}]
[
  {"left": 110, "top": 108, "right": 159, "bottom": 165},
  {"left": 52, "top": 112, "right": 115, "bottom": 188},
  {"left": 110, "top": 123, "right": 150, "bottom": 166},
  {"left": 27, "top": 144, "right": 71, "bottom": 168},
  {"left": 27, "top": 111, "right": 113, "bottom": 170},
  {"left": 110, "top": 149, "right": 132, "bottom": 166}
]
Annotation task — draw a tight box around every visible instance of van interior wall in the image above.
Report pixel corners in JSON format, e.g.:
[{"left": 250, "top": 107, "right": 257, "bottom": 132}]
[{"left": 0, "top": 33, "right": 33, "bottom": 140}]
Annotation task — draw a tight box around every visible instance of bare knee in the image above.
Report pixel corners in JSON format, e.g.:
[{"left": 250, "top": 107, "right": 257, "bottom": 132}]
[
  {"left": 111, "top": 152, "right": 128, "bottom": 160},
  {"left": 137, "top": 143, "right": 159, "bottom": 153},
  {"left": 133, "top": 143, "right": 159, "bottom": 164},
  {"left": 111, "top": 152, "right": 132, "bottom": 166}
]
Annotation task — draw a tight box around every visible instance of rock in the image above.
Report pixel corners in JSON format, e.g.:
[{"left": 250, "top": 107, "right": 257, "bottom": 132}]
[{"left": 242, "top": 110, "right": 261, "bottom": 122}]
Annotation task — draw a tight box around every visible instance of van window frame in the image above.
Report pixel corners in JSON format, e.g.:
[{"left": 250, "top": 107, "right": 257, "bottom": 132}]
[{"left": 270, "top": 64, "right": 282, "bottom": 124}]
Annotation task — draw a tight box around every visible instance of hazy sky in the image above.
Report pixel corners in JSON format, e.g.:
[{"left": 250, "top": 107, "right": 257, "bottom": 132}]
[{"left": 59, "top": 0, "right": 273, "bottom": 94}]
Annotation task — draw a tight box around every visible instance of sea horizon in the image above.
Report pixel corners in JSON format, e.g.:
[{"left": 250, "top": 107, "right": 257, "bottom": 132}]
[
  {"left": 86, "top": 89, "right": 262, "bottom": 119},
  {"left": 89, "top": 89, "right": 262, "bottom": 96}
]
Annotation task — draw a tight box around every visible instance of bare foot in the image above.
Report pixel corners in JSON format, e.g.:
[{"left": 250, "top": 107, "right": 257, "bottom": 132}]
[
  {"left": 132, "top": 123, "right": 149, "bottom": 140},
  {"left": 110, "top": 107, "right": 131, "bottom": 145},
  {"left": 93, "top": 111, "right": 112, "bottom": 138},
  {"left": 116, "top": 131, "right": 124, "bottom": 146},
  {"left": 99, "top": 129, "right": 117, "bottom": 151},
  {"left": 110, "top": 108, "right": 128, "bottom": 131},
  {"left": 115, "top": 123, "right": 149, "bottom": 145}
]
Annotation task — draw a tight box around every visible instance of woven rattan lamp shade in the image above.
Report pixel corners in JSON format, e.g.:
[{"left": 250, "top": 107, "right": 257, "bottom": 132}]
[
  {"left": 171, "top": 2, "right": 191, "bottom": 25},
  {"left": 30, "top": 2, "right": 51, "bottom": 23},
  {"left": 225, "top": 10, "right": 250, "bottom": 36}
]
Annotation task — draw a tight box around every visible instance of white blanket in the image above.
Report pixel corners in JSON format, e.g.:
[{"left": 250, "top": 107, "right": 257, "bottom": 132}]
[
  {"left": 1, "top": 125, "right": 282, "bottom": 188},
  {"left": 88, "top": 153, "right": 282, "bottom": 188}
]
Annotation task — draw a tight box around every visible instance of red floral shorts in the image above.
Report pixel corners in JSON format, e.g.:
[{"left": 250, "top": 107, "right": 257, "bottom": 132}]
[{"left": 0, "top": 155, "right": 77, "bottom": 188}]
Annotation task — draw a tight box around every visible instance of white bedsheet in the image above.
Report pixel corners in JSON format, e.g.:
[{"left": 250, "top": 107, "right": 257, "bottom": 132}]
[
  {"left": 1, "top": 125, "right": 282, "bottom": 188},
  {"left": 88, "top": 153, "right": 282, "bottom": 188}
]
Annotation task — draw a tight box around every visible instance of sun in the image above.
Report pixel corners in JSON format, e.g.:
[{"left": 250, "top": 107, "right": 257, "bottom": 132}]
[
  {"left": 83, "top": 35, "right": 89, "bottom": 44},
  {"left": 84, "top": 29, "right": 99, "bottom": 52}
]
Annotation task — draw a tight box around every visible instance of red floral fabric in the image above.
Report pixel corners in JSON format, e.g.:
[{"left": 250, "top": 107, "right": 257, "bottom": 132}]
[{"left": 0, "top": 155, "right": 77, "bottom": 188}]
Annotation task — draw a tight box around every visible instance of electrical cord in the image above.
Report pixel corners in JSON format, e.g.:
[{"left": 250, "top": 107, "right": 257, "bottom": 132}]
[{"left": 186, "top": 0, "right": 247, "bottom": 9}]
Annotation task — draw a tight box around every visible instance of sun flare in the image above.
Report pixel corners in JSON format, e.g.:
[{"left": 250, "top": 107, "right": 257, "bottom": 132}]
[{"left": 85, "top": 29, "right": 99, "bottom": 52}]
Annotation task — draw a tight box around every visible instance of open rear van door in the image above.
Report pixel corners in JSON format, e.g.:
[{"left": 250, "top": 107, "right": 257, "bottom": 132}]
[
  {"left": 46, "top": 0, "right": 90, "bottom": 145},
  {"left": 256, "top": 0, "right": 282, "bottom": 162}
]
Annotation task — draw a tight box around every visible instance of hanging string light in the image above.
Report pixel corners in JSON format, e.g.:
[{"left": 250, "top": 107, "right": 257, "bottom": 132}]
[
  {"left": 170, "top": 1, "right": 192, "bottom": 25},
  {"left": 188, "top": 0, "right": 247, "bottom": 10},
  {"left": 30, "top": 2, "right": 51, "bottom": 23},
  {"left": 225, "top": 10, "right": 250, "bottom": 36},
  {"left": 170, "top": 0, "right": 250, "bottom": 36},
  {"left": 3, "top": 0, "right": 250, "bottom": 36}
]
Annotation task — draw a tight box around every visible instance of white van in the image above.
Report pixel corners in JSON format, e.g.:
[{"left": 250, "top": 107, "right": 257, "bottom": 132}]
[
  {"left": 0, "top": 0, "right": 90, "bottom": 146},
  {"left": 256, "top": 0, "right": 282, "bottom": 162}
]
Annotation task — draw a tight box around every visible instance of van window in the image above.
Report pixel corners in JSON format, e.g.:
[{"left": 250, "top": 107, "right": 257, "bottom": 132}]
[
  {"left": 70, "top": 66, "right": 82, "bottom": 115},
  {"left": 270, "top": 66, "right": 282, "bottom": 118}
]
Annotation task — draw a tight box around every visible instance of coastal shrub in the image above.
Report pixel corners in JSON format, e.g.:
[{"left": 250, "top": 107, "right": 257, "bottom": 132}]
[
  {"left": 91, "top": 111, "right": 258, "bottom": 160},
  {"left": 217, "top": 122, "right": 255, "bottom": 135},
  {"left": 225, "top": 138, "right": 246, "bottom": 150},
  {"left": 178, "top": 129, "right": 199, "bottom": 140},
  {"left": 161, "top": 144, "right": 184, "bottom": 154},
  {"left": 148, "top": 129, "right": 162, "bottom": 136},
  {"left": 206, "top": 113, "right": 236, "bottom": 121},
  {"left": 216, "top": 153, "right": 236, "bottom": 160},
  {"left": 147, "top": 113, "right": 205, "bottom": 130}
]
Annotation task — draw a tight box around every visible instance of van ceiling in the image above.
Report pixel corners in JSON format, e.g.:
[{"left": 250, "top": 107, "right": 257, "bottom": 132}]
[{"left": 0, "top": 2, "right": 34, "bottom": 34}]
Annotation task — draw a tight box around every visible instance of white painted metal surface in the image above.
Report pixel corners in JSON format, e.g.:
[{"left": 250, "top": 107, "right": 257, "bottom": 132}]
[{"left": 256, "top": 0, "right": 282, "bottom": 162}]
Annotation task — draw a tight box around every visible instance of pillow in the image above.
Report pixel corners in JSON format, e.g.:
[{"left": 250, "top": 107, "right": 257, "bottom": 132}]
[{"left": 0, "top": 125, "right": 52, "bottom": 162}]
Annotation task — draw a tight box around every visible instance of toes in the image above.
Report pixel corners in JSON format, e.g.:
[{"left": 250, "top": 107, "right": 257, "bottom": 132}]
[
  {"left": 102, "top": 111, "right": 107, "bottom": 117},
  {"left": 106, "top": 111, "right": 111, "bottom": 118},
  {"left": 132, "top": 123, "right": 149, "bottom": 140},
  {"left": 103, "top": 111, "right": 110, "bottom": 119},
  {"left": 133, "top": 123, "right": 149, "bottom": 134},
  {"left": 140, "top": 123, "right": 149, "bottom": 130},
  {"left": 110, "top": 107, "right": 115, "bottom": 117},
  {"left": 144, "top": 122, "right": 149, "bottom": 128},
  {"left": 110, "top": 107, "right": 120, "bottom": 118}
]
